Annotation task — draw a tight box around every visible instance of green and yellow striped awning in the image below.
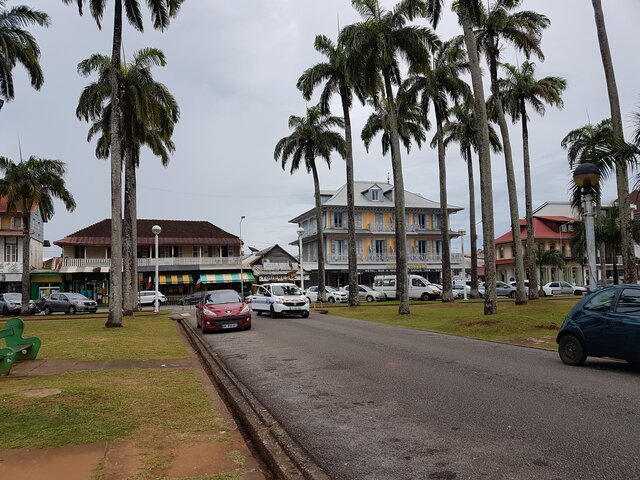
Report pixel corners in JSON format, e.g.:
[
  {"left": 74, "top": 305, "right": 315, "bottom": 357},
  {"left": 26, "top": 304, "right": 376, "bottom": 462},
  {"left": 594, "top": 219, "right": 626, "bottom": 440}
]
[
  {"left": 159, "top": 274, "right": 193, "bottom": 285},
  {"left": 199, "top": 272, "right": 254, "bottom": 284}
]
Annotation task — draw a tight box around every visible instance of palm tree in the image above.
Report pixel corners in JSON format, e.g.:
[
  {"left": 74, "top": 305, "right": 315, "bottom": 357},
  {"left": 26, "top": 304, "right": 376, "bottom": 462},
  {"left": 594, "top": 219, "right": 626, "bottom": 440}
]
[
  {"left": 76, "top": 48, "right": 179, "bottom": 313},
  {"left": 405, "top": 36, "right": 470, "bottom": 302},
  {"left": 0, "top": 156, "right": 75, "bottom": 315},
  {"left": 0, "top": 1, "right": 49, "bottom": 110},
  {"left": 452, "top": 0, "right": 499, "bottom": 314},
  {"left": 63, "top": 0, "right": 184, "bottom": 327},
  {"left": 475, "top": 0, "right": 550, "bottom": 306},
  {"left": 591, "top": 0, "right": 636, "bottom": 284},
  {"left": 534, "top": 243, "right": 564, "bottom": 292},
  {"left": 274, "top": 106, "right": 346, "bottom": 303},
  {"left": 442, "top": 100, "right": 502, "bottom": 298},
  {"left": 341, "top": 0, "right": 439, "bottom": 314},
  {"left": 297, "top": 34, "right": 364, "bottom": 306},
  {"left": 498, "top": 60, "right": 566, "bottom": 299}
]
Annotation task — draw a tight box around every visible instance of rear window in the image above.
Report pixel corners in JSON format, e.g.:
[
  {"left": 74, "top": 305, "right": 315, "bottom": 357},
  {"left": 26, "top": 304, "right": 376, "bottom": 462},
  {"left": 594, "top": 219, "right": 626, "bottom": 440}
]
[{"left": 615, "top": 288, "right": 640, "bottom": 314}]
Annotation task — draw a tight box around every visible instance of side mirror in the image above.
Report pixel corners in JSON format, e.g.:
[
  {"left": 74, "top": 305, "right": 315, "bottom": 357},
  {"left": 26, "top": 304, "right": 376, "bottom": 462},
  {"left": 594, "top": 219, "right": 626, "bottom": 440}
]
[{"left": 195, "top": 303, "right": 202, "bottom": 310}]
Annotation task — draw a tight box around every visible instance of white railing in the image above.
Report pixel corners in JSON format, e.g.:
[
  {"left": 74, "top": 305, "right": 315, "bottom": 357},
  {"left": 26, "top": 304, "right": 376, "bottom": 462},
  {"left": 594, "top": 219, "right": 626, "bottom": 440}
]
[
  {"left": 323, "top": 253, "right": 464, "bottom": 264},
  {"left": 61, "top": 256, "right": 242, "bottom": 268},
  {"left": 370, "top": 223, "right": 395, "bottom": 232}
]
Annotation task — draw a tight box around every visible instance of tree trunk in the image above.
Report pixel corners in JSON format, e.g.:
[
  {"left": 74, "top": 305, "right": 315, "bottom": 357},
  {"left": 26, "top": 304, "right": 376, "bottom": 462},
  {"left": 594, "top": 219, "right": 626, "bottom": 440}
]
[
  {"left": 436, "top": 111, "right": 453, "bottom": 302},
  {"left": 488, "top": 46, "right": 527, "bottom": 305},
  {"left": 460, "top": 9, "right": 497, "bottom": 314},
  {"left": 383, "top": 71, "right": 409, "bottom": 314},
  {"left": 466, "top": 147, "right": 479, "bottom": 298},
  {"left": 20, "top": 207, "right": 31, "bottom": 315},
  {"left": 341, "top": 87, "right": 359, "bottom": 306},
  {"left": 105, "top": 0, "right": 123, "bottom": 328},
  {"left": 521, "top": 105, "right": 539, "bottom": 299},
  {"left": 592, "top": 0, "right": 636, "bottom": 283},
  {"left": 122, "top": 146, "right": 137, "bottom": 314},
  {"left": 311, "top": 162, "right": 326, "bottom": 302}
]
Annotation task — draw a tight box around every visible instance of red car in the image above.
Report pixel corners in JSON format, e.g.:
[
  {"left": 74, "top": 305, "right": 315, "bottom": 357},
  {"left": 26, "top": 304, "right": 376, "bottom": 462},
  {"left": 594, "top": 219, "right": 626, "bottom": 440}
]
[{"left": 196, "top": 289, "right": 251, "bottom": 333}]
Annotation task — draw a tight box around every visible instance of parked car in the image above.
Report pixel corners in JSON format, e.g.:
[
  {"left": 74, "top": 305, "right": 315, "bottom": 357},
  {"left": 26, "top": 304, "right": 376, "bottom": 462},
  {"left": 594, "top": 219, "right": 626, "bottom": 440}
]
[
  {"left": 509, "top": 280, "right": 530, "bottom": 295},
  {"left": 478, "top": 281, "right": 517, "bottom": 298},
  {"left": 250, "top": 283, "right": 310, "bottom": 318},
  {"left": 557, "top": 284, "right": 640, "bottom": 366},
  {"left": 178, "top": 291, "right": 205, "bottom": 305},
  {"left": 542, "top": 281, "right": 588, "bottom": 297},
  {"left": 40, "top": 292, "right": 98, "bottom": 315},
  {"left": 373, "top": 274, "right": 440, "bottom": 300},
  {"left": 138, "top": 290, "right": 168, "bottom": 307},
  {"left": 305, "top": 286, "right": 348, "bottom": 303},
  {"left": 452, "top": 284, "right": 471, "bottom": 299},
  {"left": 342, "top": 284, "right": 387, "bottom": 302},
  {"left": 0, "top": 293, "right": 37, "bottom": 315},
  {"left": 195, "top": 289, "right": 251, "bottom": 333}
]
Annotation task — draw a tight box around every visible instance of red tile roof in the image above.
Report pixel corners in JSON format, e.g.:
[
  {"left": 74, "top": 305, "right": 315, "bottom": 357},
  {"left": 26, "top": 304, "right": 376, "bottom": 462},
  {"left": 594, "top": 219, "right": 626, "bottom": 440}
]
[
  {"left": 495, "top": 217, "right": 577, "bottom": 244},
  {"left": 0, "top": 197, "right": 38, "bottom": 213},
  {"left": 55, "top": 219, "right": 241, "bottom": 247}
]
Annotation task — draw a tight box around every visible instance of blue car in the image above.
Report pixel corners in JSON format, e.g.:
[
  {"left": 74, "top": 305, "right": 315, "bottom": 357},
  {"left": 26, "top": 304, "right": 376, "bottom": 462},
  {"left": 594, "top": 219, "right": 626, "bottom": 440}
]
[{"left": 557, "top": 284, "right": 640, "bottom": 366}]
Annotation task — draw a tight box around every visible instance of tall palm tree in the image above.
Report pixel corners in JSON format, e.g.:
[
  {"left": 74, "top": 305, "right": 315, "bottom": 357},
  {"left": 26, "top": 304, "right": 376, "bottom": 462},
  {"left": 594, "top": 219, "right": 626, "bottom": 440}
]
[
  {"left": 441, "top": 100, "right": 502, "bottom": 298},
  {"left": 341, "top": 0, "right": 439, "bottom": 314},
  {"left": 475, "top": 0, "right": 550, "bottom": 306},
  {"left": 451, "top": 0, "right": 499, "bottom": 314},
  {"left": 76, "top": 48, "right": 179, "bottom": 313},
  {"left": 405, "top": 36, "right": 470, "bottom": 302},
  {"left": 274, "top": 106, "right": 346, "bottom": 303},
  {"left": 591, "top": 0, "right": 636, "bottom": 284},
  {"left": 0, "top": 1, "right": 49, "bottom": 109},
  {"left": 498, "top": 60, "right": 566, "bottom": 299},
  {"left": 297, "top": 34, "right": 364, "bottom": 307},
  {"left": 0, "top": 156, "right": 75, "bottom": 315},
  {"left": 63, "top": 0, "right": 184, "bottom": 327}
]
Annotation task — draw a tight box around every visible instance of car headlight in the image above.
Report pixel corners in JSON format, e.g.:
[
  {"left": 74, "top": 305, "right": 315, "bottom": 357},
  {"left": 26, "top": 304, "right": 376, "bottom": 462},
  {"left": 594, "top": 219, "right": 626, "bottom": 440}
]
[
  {"left": 203, "top": 307, "right": 217, "bottom": 317},
  {"left": 274, "top": 296, "right": 284, "bottom": 304},
  {"left": 241, "top": 304, "right": 250, "bottom": 314},
  {"left": 305, "top": 297, "right": 310, "bottom": 303}
]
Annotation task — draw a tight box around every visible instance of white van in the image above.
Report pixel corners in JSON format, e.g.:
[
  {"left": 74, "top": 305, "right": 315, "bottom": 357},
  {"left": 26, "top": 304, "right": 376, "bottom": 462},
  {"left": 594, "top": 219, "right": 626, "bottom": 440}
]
[{"left": 373, "top": 275, "right": 441, "bottom": 300}]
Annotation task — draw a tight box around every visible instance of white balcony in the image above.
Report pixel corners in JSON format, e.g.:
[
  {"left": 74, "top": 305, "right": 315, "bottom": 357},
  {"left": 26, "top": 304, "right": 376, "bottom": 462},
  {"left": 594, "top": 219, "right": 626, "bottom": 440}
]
[
  {"left": 61, "top": 256, "right": 242, "bottom": 268},
  {"left": 325, "top": 253, "right": 463, "bottom": 264}
]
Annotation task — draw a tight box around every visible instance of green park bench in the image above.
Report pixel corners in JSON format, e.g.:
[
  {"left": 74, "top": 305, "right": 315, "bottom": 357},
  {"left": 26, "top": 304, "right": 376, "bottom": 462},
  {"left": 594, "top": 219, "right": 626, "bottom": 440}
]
[{"left": 0, "top": 318, "right": 42, "bottom": 375}]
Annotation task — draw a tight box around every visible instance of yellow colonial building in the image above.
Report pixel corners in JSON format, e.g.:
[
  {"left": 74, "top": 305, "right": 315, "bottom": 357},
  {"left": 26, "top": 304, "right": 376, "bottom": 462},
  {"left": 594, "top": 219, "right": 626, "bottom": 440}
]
[{"left": 289, "top": 181, "right": 463, "bottom": 286}]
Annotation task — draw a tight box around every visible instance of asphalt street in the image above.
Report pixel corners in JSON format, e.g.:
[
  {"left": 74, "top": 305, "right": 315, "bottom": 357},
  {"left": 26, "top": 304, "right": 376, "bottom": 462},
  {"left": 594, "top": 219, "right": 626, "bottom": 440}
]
[{"left": 191, "top": 310, "right": 640, "bottom": 480}]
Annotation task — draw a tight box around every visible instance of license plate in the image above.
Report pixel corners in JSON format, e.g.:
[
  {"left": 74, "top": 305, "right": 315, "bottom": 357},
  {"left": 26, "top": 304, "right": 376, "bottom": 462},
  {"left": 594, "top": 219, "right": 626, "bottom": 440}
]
[
  {"left": 222, "top": 323, "right": 237, "bottom": 329},
  {"left": 289, "top": 308, "right": 301, "bottom": 311}
]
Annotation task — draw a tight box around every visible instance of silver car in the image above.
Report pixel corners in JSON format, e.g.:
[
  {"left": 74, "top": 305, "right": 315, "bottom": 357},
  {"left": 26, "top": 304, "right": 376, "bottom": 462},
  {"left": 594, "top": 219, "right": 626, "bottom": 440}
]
[
  {"left": 305, "top": 286, "right": 348, "bottom": 303},
  {"left": 41, "top": 292, "right": 98, "bottom": 315},
  {"left": 0, "top": 293, "right": 37, "bottom": 315},
  {"left": 341, "top": 284, "right": 387, "bottom": 302}
]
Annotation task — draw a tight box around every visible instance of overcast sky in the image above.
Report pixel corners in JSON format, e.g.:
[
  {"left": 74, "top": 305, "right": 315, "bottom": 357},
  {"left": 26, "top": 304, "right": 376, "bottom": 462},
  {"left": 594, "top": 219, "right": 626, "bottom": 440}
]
[{"left": 1, "top": 0, "right": 639, "bottom": 258}]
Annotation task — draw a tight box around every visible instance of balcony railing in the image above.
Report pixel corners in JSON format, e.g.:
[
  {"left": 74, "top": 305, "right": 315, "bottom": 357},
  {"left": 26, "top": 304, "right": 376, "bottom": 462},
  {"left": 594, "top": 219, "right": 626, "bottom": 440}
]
[
  {"left": 60, "top": 256, "right": 242, "bottom": 268},
  {"left": 325, "top": 253, "right": 463, "bottom": 264}
]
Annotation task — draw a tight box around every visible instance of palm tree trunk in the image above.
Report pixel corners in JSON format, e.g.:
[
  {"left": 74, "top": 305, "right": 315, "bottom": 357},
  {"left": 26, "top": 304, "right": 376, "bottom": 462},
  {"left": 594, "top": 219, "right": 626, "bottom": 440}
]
[
  {"left": 521, "top": 104, "right": 538, "bottom": 299},
  {"left": 383, "top": 71, "right": 409, "bottom": 314},
  {"left": 130, "top": 162, "right": 138, "bottom": 311},
  {"left": 311, "top": 162, "right": 326, "bottom": 302},
  {"left": 466, "top": 147, "right": 479, "bottom": 298},
  {"left": 436, "top": 111, "right": 453, "bottom": 302},
  {"left": 105, "top": 0, "right": 123, "bottom": 328},
  {"left": 460, "top": 9, "right": 497, "bottom": 314},
  {"left": 20, "top": 207, "right": 31, "bottom": 315},
  {"left": 488, "top": 49, "right": 527, "bottom": 305},
  {"left": 592, "top": 0, "right": 636, "bottom": 284},
  {"left": 341, "top": 88, "right": 359, "bottom": 306},
  {"left": 122, "top": 147, "right": 136, "bottom": 314}
]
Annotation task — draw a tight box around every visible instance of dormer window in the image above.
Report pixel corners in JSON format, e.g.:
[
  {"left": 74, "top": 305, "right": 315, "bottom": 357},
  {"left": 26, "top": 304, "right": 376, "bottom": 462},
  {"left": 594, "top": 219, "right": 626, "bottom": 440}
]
[{"left": 371, "top": 189, "right": 380, "bottom": 201}]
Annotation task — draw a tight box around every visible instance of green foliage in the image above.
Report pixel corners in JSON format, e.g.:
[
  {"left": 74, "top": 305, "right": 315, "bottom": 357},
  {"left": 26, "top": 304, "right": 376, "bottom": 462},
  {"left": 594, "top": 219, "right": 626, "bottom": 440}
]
[{"left": 441, "top": 100, "right": 502, "bottom": 161}]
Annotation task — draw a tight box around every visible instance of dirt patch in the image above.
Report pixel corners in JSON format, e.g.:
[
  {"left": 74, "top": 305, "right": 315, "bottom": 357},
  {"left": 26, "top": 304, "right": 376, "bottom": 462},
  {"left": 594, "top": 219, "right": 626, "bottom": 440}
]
[
  {"left": 168, "top": 441, "right": 241, "bottom": 477},
  {"left": 99, "top": 440, "right": 142, "bottom": 479},
  {"left": 20, "top": 388, "right": 62, "bottom": 398},
  {"left": 506, "top": 335, "right": 557, "bottom": 347},
  {"left": 463, "top": 320, "right": 500, "bottom": 327},
  {"left": 533, "top": 324, "right": 559, "bottom": 331}
]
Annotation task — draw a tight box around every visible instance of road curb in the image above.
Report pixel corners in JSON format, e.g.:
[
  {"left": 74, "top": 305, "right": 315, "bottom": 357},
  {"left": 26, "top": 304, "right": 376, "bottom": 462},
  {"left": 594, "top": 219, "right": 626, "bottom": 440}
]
[{"left": 178, "top": 319, "right": 330, "bottom": 480}]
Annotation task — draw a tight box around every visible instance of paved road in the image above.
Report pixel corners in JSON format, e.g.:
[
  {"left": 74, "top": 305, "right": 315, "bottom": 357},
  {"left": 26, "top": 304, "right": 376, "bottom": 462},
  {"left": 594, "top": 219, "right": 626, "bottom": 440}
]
[{"left": 192, "top": 311, "right": 640, "bottom": 480}]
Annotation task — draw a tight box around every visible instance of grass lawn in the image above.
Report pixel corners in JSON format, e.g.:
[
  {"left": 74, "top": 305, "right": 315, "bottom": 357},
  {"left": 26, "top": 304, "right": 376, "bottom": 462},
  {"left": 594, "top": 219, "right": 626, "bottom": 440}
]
[
  {"left": 0, "top": 368, "right": 224, "bottom": 449},
  {"left": 19, "top": 313, "right": 188, "bottom": 361},
  {"left": 328, "top": 296, "right": 580, "bottom": 349}
]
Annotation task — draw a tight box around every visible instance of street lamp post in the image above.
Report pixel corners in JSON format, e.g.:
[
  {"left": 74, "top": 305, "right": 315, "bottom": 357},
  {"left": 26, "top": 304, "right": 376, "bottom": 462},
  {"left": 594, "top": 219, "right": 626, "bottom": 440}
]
[
  {"left": 573, "top": 163, "right": 600, "bottom": 292},
  {"left": 459, "top": 230, "right": 467, "bottom": 300},
  {"left": 296, "top": 227, "right": 305, "bottom": 291},
  {"left": 239, "top": 216, "right": 246, "bottom": 299},
  {"left": 152, "top": 225, "right": 162, "bottom": 312}
]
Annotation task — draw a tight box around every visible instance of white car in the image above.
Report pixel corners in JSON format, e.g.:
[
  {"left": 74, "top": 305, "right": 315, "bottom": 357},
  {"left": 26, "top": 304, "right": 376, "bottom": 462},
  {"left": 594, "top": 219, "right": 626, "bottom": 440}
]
[
  {"left": 306, "top": 286, "right": 348, "bottom": 303},
  {"left": 250, "top": 283, "right": 310, "bottom": 318},
  {"left": 542, "top": 281, "right": 588, "bottom": 296},
  {"left": 138, "top": 290, "right": 168, "bottom": 307},
  {"left": 341, "top": 284, "right": 387, "bottom": 302},
  {"left": 452, "top": 284, "right": 471, "bottom": 299}
]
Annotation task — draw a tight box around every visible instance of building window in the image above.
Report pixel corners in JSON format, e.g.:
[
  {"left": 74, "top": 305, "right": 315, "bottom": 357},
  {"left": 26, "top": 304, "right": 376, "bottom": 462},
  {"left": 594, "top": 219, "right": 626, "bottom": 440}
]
[
  {"left": 333, "top": 212, "right": 343, "bottom": 228},
  {"left": 417, "top": 240, "right": 428, "bottom": 254},
  {"left": 499, "top": 246, "right": 504, "bottom": 259},
  {"left": 375, "top": 240, "right": 386, "bottom": 254},
  {"left": 416, "top": 213, "right": 427, "bottom": 229},
  {"left": 10, "top": 217, "right": 22, "bottom": 230},
  {"left": 435, "top": 241, "right": 442, "bottom": 255},
  {"left": 159, "top": 246, "right": 172, "bottom": 258},
  {"left": 220, "top": 246, "right": 230, "bottom": 257},
  {"left": 432, "top": 214, "right": 441, "bottom": 229},
  {"left": 355, "top": 212, "right": 362, "bottom": 229},
  {"left": 74, "top": 246, "right": 86, "bottom": 259},
  {"left": 549, "top": 243, "right": 556, "bottom": 251},
  {"left": 371, "top": 189, "right": 380, "bottom": 201},
  {"left": 331, "top": 240, "right": 347, "bottom": 255},
  {"left": 138, "top": 246, "right": 151, "bottom": 258},
  {"left": 5, "top": 240, "right": 17, "bottom": 262},
  {"left": 192, "top": 246, "right": 199, "bottom": 257}
]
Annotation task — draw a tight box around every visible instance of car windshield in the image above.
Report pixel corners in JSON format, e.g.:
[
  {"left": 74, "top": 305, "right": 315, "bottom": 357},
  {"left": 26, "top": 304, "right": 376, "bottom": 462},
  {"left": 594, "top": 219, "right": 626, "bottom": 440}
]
[
  {"left": 325, "top": 286, "right": 338, "bottom": 292},
  {"left": 67, "top": 293, "right": 88, "bottom": 300},
  {"left": 272, "top": 285, "right": 302, "bottom": 296},
  {"left": 360, "top": 285, "right": 373, "bottom": 292},
  {"left": 4, "top": 293, "right": 21, "bottom": 302},
  {"left": 206, "top": 291, "right": 241, "bottom": 304}
]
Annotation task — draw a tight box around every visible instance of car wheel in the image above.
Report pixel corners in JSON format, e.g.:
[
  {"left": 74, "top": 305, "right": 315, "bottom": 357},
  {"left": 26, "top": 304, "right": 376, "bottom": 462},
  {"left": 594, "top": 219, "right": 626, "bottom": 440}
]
[
  {"left": 270, "top": 307, "right": 277, "bottom": 318},
  {"left": 302, "top": 311, "right": 309, "bottom": 318},
  {"left": 328, "top": 297, "right": 335, "bottom": 304},
  {"left": 2, "top": 306, "right": 8, "bottom": 316},
  {"left": 509, "top": 291, "right": 516, "bottom": 298},
  {"left": 69, "top": 306, "right": 76, "bottom": 315},
  {"left": 558, "top": 335, "right": 587, "bottom": 366},
  {"left": 256, "top": 310, "right": 262, "bottom": 316},
  {"left": 421, "top": 293, "right": 429, "bottom": 301},
  {"left": 574, "top": 290, "right": 583, "bottom": 296},
  {"left": 44, "top": 306, "right": 52, "bottom": 316}
]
